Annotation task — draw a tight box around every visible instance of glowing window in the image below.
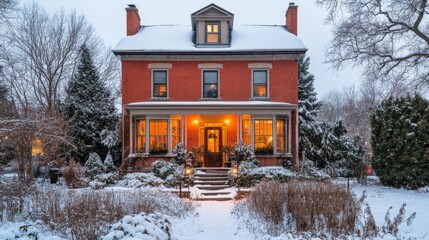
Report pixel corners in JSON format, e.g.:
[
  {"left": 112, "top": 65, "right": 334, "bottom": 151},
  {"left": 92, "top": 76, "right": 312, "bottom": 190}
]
[
  {"left": 136, "top": 119, "right": 146, "bottom": 153},
  {"left": 206, "top": 23, "right": 219, "bottom": 43},
  {"left": 31, "top": 138, "right": 43, "bottom": 156},
  {"left": 149, "top": 120, "right": 168, "bottom": 154},
  {"left": 253, "top": 70, "right": 268, "bottom": 97},
  {"left": 254, "top": 120, "right": 273, "bottom": 154},
  {"left": 153, "top": 70, "right": 167, "bottom": 98}
]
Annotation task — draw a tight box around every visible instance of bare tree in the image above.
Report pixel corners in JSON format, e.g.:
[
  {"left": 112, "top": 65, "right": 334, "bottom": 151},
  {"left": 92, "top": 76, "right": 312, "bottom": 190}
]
[
  {"left": 317, "top": 0, "right": 429, "bottom": 92},
  {"left": 0, "top": 111, "right": 73, "bottom": 183},
  {"left": 0, "top": 0, "right": 16, "bottom": 23},
  {"left": 0, "top": 2, "right": 119, "bottom": 114}
]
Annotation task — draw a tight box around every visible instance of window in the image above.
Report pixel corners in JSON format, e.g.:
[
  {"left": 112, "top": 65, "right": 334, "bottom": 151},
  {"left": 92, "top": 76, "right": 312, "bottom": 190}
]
[
  {"left": 206, "top": 22, "right": 219, "bottom": 43},
  {"left": 203, "top": 70, "right": 218, "bottom": 98},
  {"left": 153, "top": 70, "right": 167, "bottom": 98},
  {"left": 136, "top": 119, "right": 146, "bottom": 153},
  {"left": 253, "top": 70, "right": 268, "bottom": 97},
  {"left": 242, "top": 116, "right": 251, "bottom": 145},
  {"left": 254, "top": 120, "right": 273, "bottom": 155},
  {"left": 171, "top": 119, "right": 181, "bottom": 148},
  {"left": 31, "top": 138, "right": 43, "bottom": 156},
  {"left": 276, "top": 119, "right": 285, "bottom": 153},
  {"left": 149, "top": 120, "right": 168, "bottom": 154}
]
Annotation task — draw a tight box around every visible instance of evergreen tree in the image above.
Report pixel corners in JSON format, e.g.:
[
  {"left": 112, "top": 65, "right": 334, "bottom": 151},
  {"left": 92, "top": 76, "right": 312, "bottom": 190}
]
[
  {"left": 298, "top": 55, "right": 321, "bottom": 159},
  {"left": 371, "top": 95, "right": 429, "bottom": 189},
  {"left": 62, "top": 45, "right": 118, "bottom": 164},
  {"left": 0, "top": 69, "right": 16, "bottom": 165}
]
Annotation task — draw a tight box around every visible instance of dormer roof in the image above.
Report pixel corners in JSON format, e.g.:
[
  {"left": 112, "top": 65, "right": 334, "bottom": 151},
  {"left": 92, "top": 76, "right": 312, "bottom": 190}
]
[{"left": 191, "top": 3, "right": 234, "bottom": 31}]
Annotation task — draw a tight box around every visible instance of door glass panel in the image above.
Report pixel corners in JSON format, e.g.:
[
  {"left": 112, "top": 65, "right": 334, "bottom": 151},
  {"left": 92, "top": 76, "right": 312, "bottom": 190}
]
[{"left": 206, "top": 129, "right": 220, "bottom": 153}]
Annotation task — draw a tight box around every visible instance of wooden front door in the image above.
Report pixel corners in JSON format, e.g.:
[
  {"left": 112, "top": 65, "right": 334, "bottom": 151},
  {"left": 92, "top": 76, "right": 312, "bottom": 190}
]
[{"left": 204, "top": 127, "right": 222, "bottom": 167}]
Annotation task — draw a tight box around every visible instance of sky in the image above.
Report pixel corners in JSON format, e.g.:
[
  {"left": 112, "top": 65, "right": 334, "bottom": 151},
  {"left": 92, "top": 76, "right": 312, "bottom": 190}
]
[{"left": 34, "top": 0, "right": 361, "bottom": 97}]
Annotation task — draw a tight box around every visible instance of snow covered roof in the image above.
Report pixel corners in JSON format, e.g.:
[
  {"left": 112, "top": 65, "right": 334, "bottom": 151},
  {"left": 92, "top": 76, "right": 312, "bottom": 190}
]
[{"left": 113, "top": 25, "right": 306, "bottom": 54}]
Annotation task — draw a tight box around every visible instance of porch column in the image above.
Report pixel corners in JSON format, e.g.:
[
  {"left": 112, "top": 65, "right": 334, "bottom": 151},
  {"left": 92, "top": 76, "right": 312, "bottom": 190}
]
[{"left": 129, "top": 114, "right": 133, "bottom": 154}]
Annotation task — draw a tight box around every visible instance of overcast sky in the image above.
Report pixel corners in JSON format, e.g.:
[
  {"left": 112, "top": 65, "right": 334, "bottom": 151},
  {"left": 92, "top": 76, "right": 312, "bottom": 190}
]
[{"left": 34, "top": 0, "right": 361, "bottom": 97}]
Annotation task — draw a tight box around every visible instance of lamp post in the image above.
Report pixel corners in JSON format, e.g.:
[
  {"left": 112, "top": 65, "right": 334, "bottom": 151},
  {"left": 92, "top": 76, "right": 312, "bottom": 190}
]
[{"left": 180, "top": 164, "right": 193, "bottom": 198}]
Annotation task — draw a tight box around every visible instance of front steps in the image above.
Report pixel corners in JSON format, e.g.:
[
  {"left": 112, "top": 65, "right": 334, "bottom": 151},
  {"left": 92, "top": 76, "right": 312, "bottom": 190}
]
[{"left": 192, "top": 168, "right": 236, "bottom": 201}]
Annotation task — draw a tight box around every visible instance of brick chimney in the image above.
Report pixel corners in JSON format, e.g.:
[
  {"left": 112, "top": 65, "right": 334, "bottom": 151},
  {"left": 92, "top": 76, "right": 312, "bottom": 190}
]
[
  {"left": 286, "top": 2, "right": 298, "bottom": 35},
  {"left": 126, "top": 4, "right": 141, "bottom": 36}
]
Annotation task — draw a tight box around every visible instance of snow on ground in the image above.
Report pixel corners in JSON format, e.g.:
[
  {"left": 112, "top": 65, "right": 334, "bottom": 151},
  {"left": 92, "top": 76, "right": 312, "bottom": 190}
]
[
  {"left": 352, "top": 182, "right": 429, "bottom": 239},
  {"left": 172, "top": 201, "right": 253, "bottom": 240},
  {"left": 171, "top": 180, "right": 429, "bottom": 240}
]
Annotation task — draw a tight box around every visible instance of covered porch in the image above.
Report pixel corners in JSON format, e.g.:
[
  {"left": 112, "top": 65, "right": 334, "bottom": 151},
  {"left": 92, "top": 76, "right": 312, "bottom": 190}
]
[{"left": 123, "top": 101, "right": 298, "bottom": 167}]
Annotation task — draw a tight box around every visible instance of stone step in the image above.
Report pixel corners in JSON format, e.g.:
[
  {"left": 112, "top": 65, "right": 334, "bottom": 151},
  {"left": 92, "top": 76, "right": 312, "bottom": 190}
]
[
  {"left": 200, "top": 191, "right": 231, "bottom": 196},
  {"left": 194, "top": 173, "right": 228, "bottom": 178},
  {"left": 196, "top": 196, "right": 233, "bottom": 201},
  {"left": 195, "top": 185, "right": 230, "bottom": 190},
  {"left": 194, "top": 176, "right": 229, "bottom": 181},
  {"left": 194, "top": 180, "right": 228, "bottom": 185}
]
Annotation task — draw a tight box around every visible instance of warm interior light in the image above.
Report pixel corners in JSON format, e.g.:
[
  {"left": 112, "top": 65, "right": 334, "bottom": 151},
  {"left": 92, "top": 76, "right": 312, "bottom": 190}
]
[{"left": 193, "top": 120, "right": 199, "bottom": 124}]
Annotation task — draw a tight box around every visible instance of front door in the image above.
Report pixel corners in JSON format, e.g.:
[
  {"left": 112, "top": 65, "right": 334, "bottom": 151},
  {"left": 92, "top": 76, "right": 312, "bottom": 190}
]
[{"left": 204, "top": 127, "right": 222, "bottom": 167}]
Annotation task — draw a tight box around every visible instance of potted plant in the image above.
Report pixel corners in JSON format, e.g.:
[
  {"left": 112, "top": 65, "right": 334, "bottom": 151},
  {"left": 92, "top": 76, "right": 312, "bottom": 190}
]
[
  {"left": 190, "top": 146, "right": 204, "bottom": 167},
  {"left": 254, "top": 143, "right": 274, "bottom": 155}
]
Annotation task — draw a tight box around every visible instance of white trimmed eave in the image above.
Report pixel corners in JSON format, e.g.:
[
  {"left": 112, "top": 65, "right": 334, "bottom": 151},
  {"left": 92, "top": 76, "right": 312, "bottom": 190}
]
[{"left": 125, "top": 101, "right": 297, "bottom": 115}]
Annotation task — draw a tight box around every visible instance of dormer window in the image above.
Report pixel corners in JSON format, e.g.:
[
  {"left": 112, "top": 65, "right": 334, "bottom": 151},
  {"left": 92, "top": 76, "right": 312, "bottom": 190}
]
[
  {"left": 191, "top": 4, "right": 234, "bottom": 47},
  {"left": 206, "top": 22, "right": 220, "bottom": 43}
]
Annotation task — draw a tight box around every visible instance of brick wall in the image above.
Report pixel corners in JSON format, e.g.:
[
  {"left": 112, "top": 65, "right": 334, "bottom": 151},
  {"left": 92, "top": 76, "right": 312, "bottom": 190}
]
[{"left": 122, "top": 60, "right": 298, "bottom": 105}]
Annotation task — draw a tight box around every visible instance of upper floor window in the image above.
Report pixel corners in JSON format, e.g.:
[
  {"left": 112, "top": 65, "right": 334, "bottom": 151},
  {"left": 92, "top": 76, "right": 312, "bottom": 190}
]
[
  {"left": 253, "top": 70, "right": 268, "bottom": 98},
  {"left": 206, "top": 22, "right": 220, "bottom": 44},
  {"left": 153, "top": 70, "right": 167, "bottom": 98},
  {"left": 203, "top": 70, "right": 219, "bottom": 98}
]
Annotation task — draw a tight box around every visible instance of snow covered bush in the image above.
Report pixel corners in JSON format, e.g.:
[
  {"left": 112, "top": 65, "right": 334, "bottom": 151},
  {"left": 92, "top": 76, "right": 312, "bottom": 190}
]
[
  {"left": 371, "top": 95, "right": 429, "bottom": 189},
  {"left": 117, "top": 173, "right": 164, "bottom": 188},
  {"left": 151, "top": 160, "right": 184, "bottom": 188},
  {"left": 104, "top": 152, "right": 117, "bottom": 173},
  {"left": 89, "top": 180, "right": 105, "bottom": 189},
  {"left": 232, "top": 166, "right": 295, "bottom": 187},
  {"left": 296, "top": 158, "right": 330, "bottom": 181},
  {"left": 0, "top": 221, "right": 65, "bottom": 240},
  {"left": 62, "top": 159, "right": 88, "bottom": 189},
  {"left": 84, "top": 152, "right": 105, "bottom": 179},
  {"left": 102, "top": 212, "right": 173, "bottom": 240},
  {"left": 172, "top": 142, "right": 186, "bottom": 165},
  {"left": 95, "top": 172, "right": 119, "bottom": 186},
  {"left": 233, "top": 140, "right": 260, "bottom": 167}
]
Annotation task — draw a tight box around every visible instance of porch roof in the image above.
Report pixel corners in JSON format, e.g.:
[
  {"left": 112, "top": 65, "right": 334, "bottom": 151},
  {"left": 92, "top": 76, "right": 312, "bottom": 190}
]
[{"left": 125, "top": 101, "right": 297, "bottom": 115}]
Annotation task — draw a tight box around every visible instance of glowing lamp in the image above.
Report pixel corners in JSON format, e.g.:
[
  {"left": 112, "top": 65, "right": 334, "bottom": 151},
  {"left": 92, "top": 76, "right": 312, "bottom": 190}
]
[
  {"left": 185, "top": 166, "right": 193, "bottom": 176},
  {"left": 232, "top": 166, "right": 238, "bottom": 175},
  {"left": 193, "top": 120, "right": 199, "bottom": 124}
]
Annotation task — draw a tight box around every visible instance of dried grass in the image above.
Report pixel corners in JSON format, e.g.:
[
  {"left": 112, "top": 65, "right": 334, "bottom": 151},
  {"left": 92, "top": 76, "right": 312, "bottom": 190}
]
[
  {"left": 237, "top": 180, "right": 359, "bottom": 238},
  {"left": 0, "top": 183, "right": 195, "bottom": 240}
]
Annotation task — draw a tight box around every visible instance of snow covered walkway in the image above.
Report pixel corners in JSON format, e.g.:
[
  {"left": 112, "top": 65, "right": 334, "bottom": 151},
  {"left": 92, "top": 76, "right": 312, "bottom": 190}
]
[{"left": 172, "top": 201, "right": 252, "bottom": 240}]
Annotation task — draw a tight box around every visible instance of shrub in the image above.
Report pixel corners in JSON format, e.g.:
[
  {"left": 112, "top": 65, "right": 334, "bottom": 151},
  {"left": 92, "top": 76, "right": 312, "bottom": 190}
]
[
  {"left": 296, "top": 158, "right": 330, "bottom": 180},
  {"left": 371, "top": 95, "right": 429, "bottom": 189},
  {"left": 94, "top": 172, "right": 119, "bottom": 186},
  {"left": 117, "top": 173, "right": 164, "bottom": 188},
  {"left": 102, "top": 212, "right": 173, "bottom": 240},
  {"left": 89, "top": 180, "right": 105, "bottom": 190},
  {"left": 234, "top": 181, "right": 358, "bottom": 237},
  {"left": 151, "top": 159, "right": 184, "bottom": 188},
  {"left": 1, "top": 187, "right": 195, "bottom": 239},
  {"left": 172, "top": 142, "right": 186, "bottom": 165},
  {"left": 62, "top": 160, "right": 88, "bottom": 189},
  {"left": 103, "top": 152, "right": 117, "bottom": 173},
  {"left": 84, "top": 152, "right": 105, "bottom": 179},
  {"left": 231, "top": 166, "right": 296, "bottom": 187}
]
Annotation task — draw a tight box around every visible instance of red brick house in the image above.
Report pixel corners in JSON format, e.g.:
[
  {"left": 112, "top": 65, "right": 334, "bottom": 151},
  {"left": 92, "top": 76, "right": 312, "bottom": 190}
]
[{"left": 113, "top": 3, "right": 306, "bottom": 167}]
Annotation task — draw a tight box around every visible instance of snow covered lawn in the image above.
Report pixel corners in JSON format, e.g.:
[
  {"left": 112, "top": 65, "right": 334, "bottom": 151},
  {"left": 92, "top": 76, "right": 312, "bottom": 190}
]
[{"left": 172, "top": 180, "right": 429, "bottom": 239}]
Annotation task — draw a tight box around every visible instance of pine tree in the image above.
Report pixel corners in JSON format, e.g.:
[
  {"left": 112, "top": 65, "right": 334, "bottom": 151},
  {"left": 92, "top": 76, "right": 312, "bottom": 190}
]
[
  {"left": 62, "top": 45, "right": 119, "bottom": 164},
  {"left": 298, "top": 55, "right": 321, "bottom": 159},
  {"left": 371, "top": 95, "right": 429, "bottom": 189}
]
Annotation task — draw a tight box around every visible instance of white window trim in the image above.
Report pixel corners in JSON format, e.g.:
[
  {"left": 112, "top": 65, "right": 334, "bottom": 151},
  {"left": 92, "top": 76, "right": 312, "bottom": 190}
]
[
  {"left": 201, "top": 69, "right": 221, "bottom": 100},
  {"left": 148, "top": 63, "right": 172, "bottom": 69},
  {"left": 250, "top": 69, "right": 270, "bottom": 99},
  {"left": 151, "top": 69, "right": 169, "bottom": 99}
]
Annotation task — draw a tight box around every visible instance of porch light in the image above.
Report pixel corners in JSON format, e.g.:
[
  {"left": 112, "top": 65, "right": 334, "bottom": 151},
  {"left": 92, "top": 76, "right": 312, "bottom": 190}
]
[
  {"left": 225, "top": 119, "right": 230, "bottom": 124},
  {"left": 193, "top": 119, "right": 199, "bottom": 124},
  {"left": 232, "top": 166, "right": 238, "bottom": 175},
  {"left": 185, "top": 165, "right": 193, "bottom": 176}
]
